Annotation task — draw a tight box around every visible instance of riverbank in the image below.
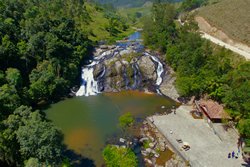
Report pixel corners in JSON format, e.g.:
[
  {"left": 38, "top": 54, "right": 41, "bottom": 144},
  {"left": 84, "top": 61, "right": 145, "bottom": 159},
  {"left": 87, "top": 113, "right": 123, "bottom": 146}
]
[{"left": 139, "top": 115, "right": 186, "bottom": 167}]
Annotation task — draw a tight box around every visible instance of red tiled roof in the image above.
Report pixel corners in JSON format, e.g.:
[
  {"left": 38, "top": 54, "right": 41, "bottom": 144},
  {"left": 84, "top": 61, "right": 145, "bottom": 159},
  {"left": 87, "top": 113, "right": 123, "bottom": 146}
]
[{"left": 199, "top": 100, "right": 231, "bottom": 119}]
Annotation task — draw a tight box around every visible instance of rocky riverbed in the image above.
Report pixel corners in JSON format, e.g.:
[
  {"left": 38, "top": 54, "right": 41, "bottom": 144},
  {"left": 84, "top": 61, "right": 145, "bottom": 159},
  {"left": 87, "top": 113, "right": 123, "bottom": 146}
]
[{"left": 76, "top": 39, "right": 179, "bottom": 101}]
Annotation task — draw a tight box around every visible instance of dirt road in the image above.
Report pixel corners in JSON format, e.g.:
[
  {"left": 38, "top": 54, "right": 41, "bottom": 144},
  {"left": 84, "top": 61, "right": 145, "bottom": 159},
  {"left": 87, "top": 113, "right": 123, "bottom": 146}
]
[{"left": 201, "top": 32, "right": 250, "bottom": 60}]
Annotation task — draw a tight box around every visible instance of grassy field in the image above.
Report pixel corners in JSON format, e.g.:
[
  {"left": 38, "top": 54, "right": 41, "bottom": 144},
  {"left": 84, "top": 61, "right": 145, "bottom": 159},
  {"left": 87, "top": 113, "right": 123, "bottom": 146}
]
[
  {"left": 85, "top": 3, "right": 135, "bottom": 42},
  {"left": 198, "top": 0, "right": 250, "bottom": 45}
]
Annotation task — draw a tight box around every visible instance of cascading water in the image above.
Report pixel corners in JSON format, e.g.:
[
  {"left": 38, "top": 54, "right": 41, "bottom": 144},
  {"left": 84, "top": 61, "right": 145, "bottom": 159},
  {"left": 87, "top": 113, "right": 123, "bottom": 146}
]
[
  {"left": 76, "top": 65, "right": 99, "bottom": 97},
  {"left": 132, "top": 63, "right": 141, "bottom": 89},
  {"left": 76, "top": 49, "right": 115, "bottom": 96},
  {"left": 150, "top": 55, "right": 164, "bottom": 86}
]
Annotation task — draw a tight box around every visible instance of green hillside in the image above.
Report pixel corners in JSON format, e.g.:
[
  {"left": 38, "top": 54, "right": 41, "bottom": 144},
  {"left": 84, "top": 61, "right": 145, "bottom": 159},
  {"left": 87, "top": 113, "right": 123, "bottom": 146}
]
[
  {"left": 198, "top": 0, "right": 250, "bottom": 45},
  {"left": 93, "top": 0, "right": 182, "bottom": 7},
  {"left": 85, "top": 3, "right": 134, "bottom": 42}
]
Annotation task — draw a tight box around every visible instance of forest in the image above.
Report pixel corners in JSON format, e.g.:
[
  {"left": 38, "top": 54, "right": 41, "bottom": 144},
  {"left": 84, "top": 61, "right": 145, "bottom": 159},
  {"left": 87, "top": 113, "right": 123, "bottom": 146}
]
[
  {"left": 143, "top": 0, "right": 250, "bottom": 147},
  {"left": 0, "top": 0, "right": 131, "bottom": 166}
]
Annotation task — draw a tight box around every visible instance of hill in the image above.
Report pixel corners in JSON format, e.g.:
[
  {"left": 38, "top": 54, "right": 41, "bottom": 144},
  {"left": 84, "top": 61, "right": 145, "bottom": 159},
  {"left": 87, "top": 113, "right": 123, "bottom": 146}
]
[
  {"left": 92, "top": 0, "right": 182, "bottom": 8},
  {"left": 85, "top": 3, "right": 134, "bottom": 42},
  {"left": 197, "top": 0, "right": 250, "bottom": 46}
]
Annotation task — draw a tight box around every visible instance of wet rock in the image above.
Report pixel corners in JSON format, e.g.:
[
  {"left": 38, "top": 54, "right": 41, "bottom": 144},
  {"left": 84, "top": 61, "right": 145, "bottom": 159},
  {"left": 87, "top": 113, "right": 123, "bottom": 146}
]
[
  {"left": 141, "top": 150, "right": 148, "bottom": 156},
  {"left": 114, "top": 61, "right": 123, "bottom": 74},
  {"left": 138, "top": 55, "right": 157, "bottom": 81},
  {"left": 149, "top": 142, "right": 156, "bottom": 148},
  {"left": 160, "top": 68, "right": 180, "bottom": 102},
  {"left": 154, "top": 153, "right": 160, "bottom": 158},
  {"left": 100, "top": 45, "right": 108, "bottom": 49},
  {"left": 139, "top": 137, "right": 149, "bottom": 143},
  {"left": 108, "top": 45, "right": 116, "bottom": 49},
  {"left": 120, "top": 49, "right": 132, "bottom": 55},
  {"left": 93, "top": 64, "right": 105, "bottom": 80},
  {"left": 149, "top": 136, "right": 155, "bottom": 142},
  {"left": 119, "top": 138, "right": 126, "bottom": 143},
  {"left": 144, "top": 158, "right": 153, "bottom": 165},
  {"left": 146, "top": 148, "right": 153, "bottom": 153}
]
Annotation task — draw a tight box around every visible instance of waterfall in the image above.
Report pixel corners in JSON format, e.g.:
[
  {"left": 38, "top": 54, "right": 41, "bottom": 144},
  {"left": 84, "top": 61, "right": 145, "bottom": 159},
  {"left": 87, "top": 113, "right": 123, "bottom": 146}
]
[
  {"left": 132, "top": 63, "right": 141, "bottom": 89},
  {"left": 76, "top": 48, "right": 118, "bottom": 96},
  {"left": 76, "top": 67, "right": 99, "bottom": 97},
  {"left": 150, "top": 55, "right": 164, "bottom": 86}
]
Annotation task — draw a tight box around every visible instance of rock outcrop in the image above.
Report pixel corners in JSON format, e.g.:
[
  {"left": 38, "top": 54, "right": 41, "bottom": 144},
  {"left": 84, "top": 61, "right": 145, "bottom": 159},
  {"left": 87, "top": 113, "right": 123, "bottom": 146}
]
[
  {"left": 137, "top": 56, "right": 157, "bottom": 81},
  {"left": 91, "top": 44, "right": 161, "bottom": 93}
]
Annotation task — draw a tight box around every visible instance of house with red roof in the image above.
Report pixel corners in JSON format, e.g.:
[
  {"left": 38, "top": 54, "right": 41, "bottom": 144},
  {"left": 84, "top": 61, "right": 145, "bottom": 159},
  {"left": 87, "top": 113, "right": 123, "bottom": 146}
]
[{"left": 195, "top": 99, "right": 231, "bottom": 123}]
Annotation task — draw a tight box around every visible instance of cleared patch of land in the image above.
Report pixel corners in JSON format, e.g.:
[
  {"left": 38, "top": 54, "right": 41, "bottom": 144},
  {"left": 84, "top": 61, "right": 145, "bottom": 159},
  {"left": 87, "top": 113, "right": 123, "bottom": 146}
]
[
  {"left": 201, "top": 32, "right": 250, "bottom": 60},
  {"left": 151, "top": 105, "right": 247, "bottom": 167},
  {"left": 197, "top": 0, "right": 250, "bottom": 46}
]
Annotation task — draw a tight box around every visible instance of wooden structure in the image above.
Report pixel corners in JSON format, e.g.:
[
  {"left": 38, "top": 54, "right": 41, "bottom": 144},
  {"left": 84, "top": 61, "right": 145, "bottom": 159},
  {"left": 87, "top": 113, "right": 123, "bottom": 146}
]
[{"left": 195, "top": 100, "right": 231, "bottom": 123}]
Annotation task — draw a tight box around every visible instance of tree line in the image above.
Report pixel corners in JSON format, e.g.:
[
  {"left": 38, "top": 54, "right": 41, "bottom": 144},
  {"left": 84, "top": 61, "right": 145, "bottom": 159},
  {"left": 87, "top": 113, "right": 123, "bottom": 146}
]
[{"left": 143, "top": 0, "right": 250, "bottom": 147}]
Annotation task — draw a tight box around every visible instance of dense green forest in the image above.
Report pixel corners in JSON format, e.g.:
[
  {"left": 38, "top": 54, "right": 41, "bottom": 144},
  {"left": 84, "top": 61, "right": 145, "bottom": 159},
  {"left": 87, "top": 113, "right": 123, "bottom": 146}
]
[
  {"left": 0, "top": 0, "right": 131, "bottom": 166},
  {"left": 143, "top": 0, "right": 250, "bottom": 147}
]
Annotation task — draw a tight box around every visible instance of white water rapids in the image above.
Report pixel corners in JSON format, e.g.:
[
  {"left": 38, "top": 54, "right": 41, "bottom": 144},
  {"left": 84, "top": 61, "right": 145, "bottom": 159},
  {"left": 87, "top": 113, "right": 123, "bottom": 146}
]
[
  {"left": 76, "top": 51, "right": 110, "bottom": 96},
  {"left": 76, "top": 64, "right": 99, "bottom": 97},
  {"left": 150, "top": 55, "right": 164, "bottom": 86}
]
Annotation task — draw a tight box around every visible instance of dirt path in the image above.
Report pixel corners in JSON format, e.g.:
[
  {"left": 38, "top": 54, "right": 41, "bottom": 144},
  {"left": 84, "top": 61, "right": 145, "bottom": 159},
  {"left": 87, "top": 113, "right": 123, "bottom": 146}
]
[
  {"left": 201, "top": 32, "right": 250, "bottom": 60},
  {"left": 195, "top": 16, "right": 250, "bottom": 60}
]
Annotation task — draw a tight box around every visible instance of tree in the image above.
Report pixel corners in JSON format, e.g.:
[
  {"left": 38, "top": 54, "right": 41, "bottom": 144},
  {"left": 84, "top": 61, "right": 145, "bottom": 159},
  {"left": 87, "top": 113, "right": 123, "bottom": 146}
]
[
  {"left": 143, "top": 1, "right": 177, "bottom": 52},
  {"left": 0, "top": 70, "right": 5, "bottom": 86},
  {"left": 238, "top": 119, "right": 250, "bottom": 138},
  {"left": 103, "top": 145, "right": 138, "bottom": 167},
  {"left": 0, "top": 106, "right": 32, "bottom": 166},
  {"left": 6, "top": 68, "right": 22, "bottom": 89},
  {"left": 25, "top": 157, "right": 40, "bottom": 167},
  {"left": 0, "top": 84, "right": 21, "bottom": 115},
  {"left": 119, "top": 112, "right": 134, "bottom": 128},
  {"left": 0, "top": 106, "right": 64, "bottom": 165},
  {"left": 28, "top": 61, "right": 68, "bottom": 102},
  {"left": 16, "top": 112, "right": 63, "bottom": 164}
]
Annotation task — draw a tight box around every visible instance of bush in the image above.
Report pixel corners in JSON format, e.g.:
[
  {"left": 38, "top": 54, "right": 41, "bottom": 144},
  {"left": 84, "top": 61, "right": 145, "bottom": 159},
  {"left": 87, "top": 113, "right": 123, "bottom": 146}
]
[{"left": 103, "top": 145, "right": 138, "bottom": 167}]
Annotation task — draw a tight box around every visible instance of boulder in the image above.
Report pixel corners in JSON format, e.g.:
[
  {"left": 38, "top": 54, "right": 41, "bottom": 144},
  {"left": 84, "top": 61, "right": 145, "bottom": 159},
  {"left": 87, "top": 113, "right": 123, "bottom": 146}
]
[
  {"left": 119, "top": 138, "right": 126, "bottom": 143},
  {"left": 141, "top": 150, "right": 148, "bottom": 156},
  {"left": 100, "top": 45, "right": 108, "bottom": 49},
  {"left": 149, "top": 142, "right": 156, "bottom": 148},
  {"left": 154, "top": 153, "right": 160, "bottom": 158},
  {"left": 139, "top": 137, "right": 149, "bottom": 143},
  {"left": 108, "top": 45, "right": 116, "bottom": 49},
  {"left": 144, "top": 158, "right": 153, "bottom": 165},
  {"left": 146, "top": 148, "right": 153, "bottom": 153},
  {"left": 138, "top": 56, "right": 157, "bottom": 81},
  {"left": 114, "top": 61, "right": 123, "bottom": 74}
]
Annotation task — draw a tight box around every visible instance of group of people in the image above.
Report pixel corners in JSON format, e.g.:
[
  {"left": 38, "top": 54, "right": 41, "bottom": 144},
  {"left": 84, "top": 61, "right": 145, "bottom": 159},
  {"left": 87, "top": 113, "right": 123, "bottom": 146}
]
[{"left": 228, "top": 149, "right": 240, "bottom": 159}]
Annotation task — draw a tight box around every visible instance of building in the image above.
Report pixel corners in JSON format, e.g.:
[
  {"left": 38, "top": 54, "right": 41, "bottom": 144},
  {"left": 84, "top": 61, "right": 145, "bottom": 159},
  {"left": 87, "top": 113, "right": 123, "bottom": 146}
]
[{"left": 195, "top": 99, "right": 231, "bottom": 123}]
